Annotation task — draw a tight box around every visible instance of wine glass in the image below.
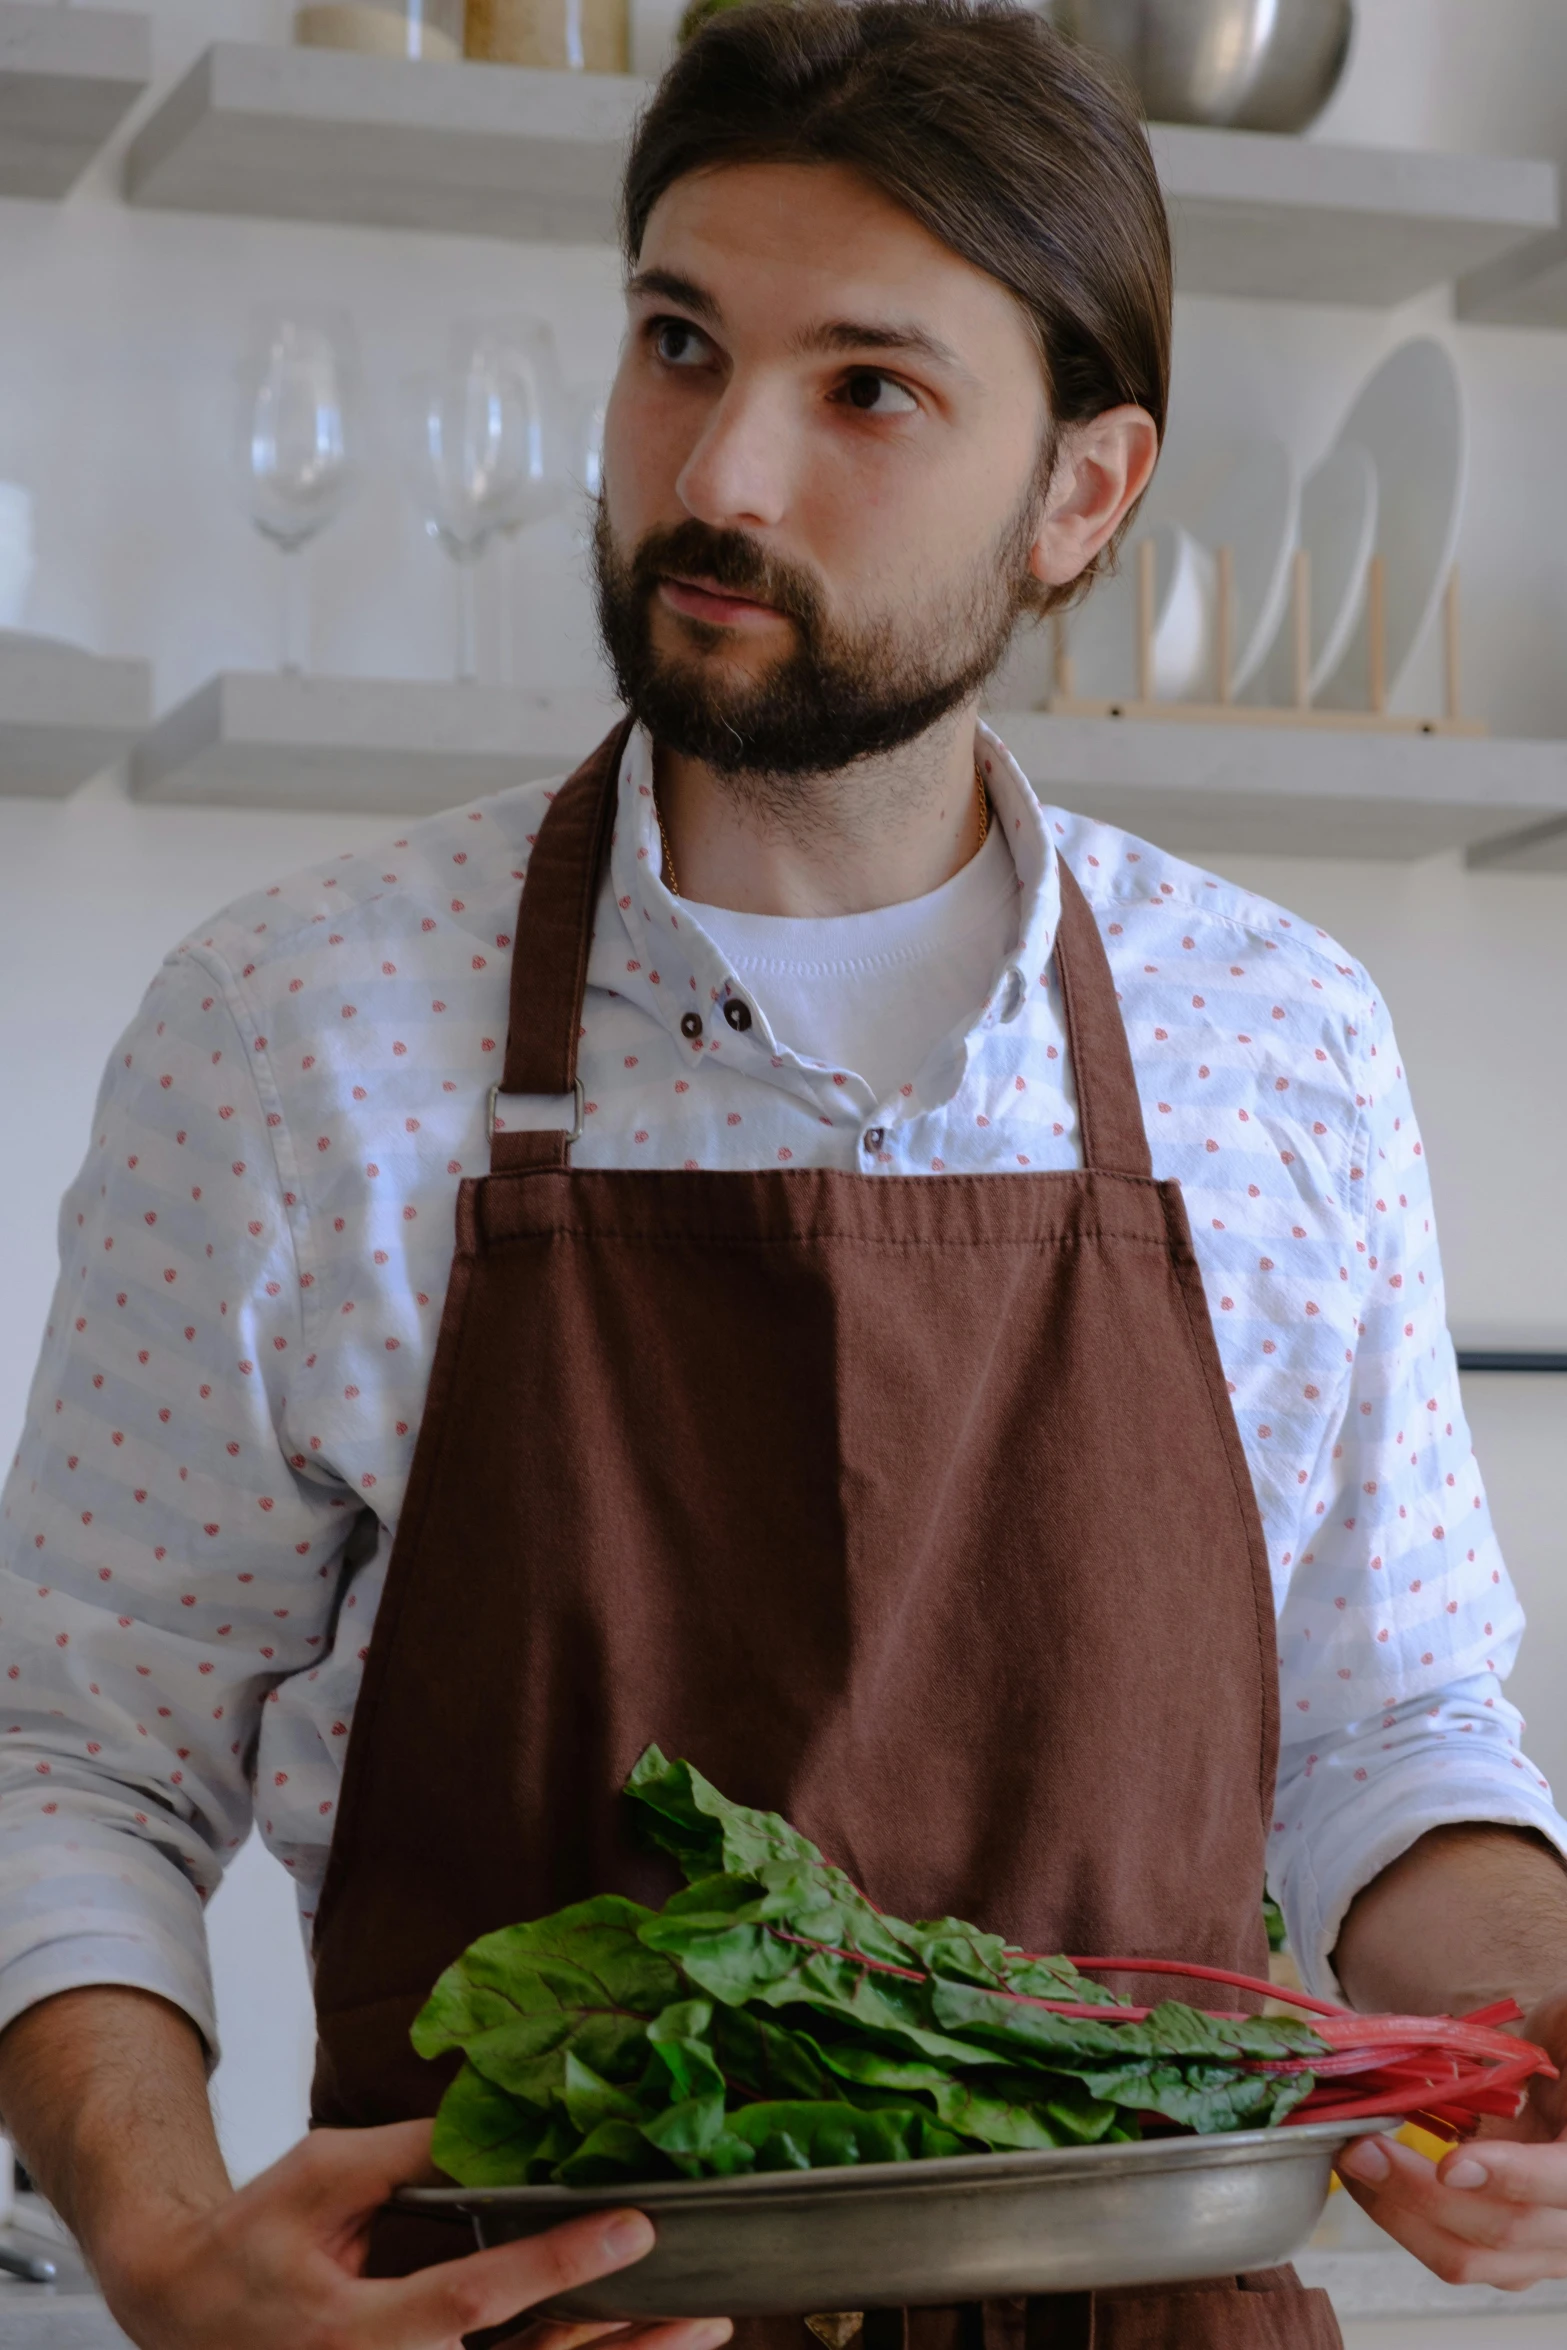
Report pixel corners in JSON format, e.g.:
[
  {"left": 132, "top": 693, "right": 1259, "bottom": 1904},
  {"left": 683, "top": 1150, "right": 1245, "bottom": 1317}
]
[
  {"left": 567, "top": 382, "right": 607, "bottom": 520},
  {"left": 403, "top": 323, "right": 567, "bottom": 685},
  {"left": 453, "top": 319, "right": 570, "bottom": 687},
  {"left": 236, "top": 306, "right": 361, "bottom": 674}
]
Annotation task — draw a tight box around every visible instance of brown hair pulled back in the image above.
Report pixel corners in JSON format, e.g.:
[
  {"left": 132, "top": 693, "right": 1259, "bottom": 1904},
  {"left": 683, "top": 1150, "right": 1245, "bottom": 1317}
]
[{"left": 622, "top": 0, "right": 1171, "bottom": 609}]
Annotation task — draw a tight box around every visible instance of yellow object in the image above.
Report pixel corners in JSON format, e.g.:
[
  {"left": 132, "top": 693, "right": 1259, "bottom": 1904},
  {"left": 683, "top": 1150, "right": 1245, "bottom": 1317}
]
[
  {"left": 464, "top": 0, "right": 628, "bottom": 72},
  {"left": 295, "top": 4, "right": 463, "bottom": 59},
  {"left": 1327, "top": 2119, "right": 1450, "bottom": 2192}
]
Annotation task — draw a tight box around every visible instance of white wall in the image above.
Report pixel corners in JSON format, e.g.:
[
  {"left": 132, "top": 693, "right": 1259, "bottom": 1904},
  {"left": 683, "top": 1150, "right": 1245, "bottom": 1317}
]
[{"left": 1, "top": 0, "right": 1566, "bottom": 2185}]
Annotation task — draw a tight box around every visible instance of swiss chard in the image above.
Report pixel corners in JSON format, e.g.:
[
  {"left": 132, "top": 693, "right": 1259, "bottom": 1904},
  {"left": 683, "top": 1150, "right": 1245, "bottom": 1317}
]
[{"left": 414, "top": 1750, "right": 1331, "bottom": 2188}]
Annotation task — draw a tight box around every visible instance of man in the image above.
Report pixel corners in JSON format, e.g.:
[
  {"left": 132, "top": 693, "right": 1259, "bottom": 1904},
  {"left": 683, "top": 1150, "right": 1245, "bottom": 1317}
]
[{"left": 2, "top": 6, "right": 1566, "bottom": 2347}]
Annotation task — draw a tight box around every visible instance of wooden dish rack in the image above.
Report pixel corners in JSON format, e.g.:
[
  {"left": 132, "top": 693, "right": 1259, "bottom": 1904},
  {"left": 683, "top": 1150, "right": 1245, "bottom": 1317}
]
[{"left": 1047, "top": 540, "right": 1484, "bottom": 737}]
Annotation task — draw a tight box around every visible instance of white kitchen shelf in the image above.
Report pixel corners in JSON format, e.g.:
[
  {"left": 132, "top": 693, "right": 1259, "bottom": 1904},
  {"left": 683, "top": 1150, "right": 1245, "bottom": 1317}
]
[
  {"left": 1456, "top": 226, "right": 1567, "bottom": 327},
  {"left": 123, "top": 43, "right": 634, "bottom": 243},
  {"left": 0, "top": 2, "right": 151, "bottom": 201},
  {"left": 129, "top": 673, "right": 1567, "bottom": 863},
  {"left": 1000, "top": 710, "right": 1567, "bottom": 863},
  {"left": 129, "top": 670, "right": 620, "bottom": 816},
  {"left": 1148, "top": 122, "right": 1556, "bottom": 307},
  {"left": 1464, "top": 808, "right": 1567, "bottom": 870},
  {"left": 120, "top": 41, "right": 1558, "bottom": 303},
  {"left": 0, "top": 635, "right": 152, "bottom": 794}
]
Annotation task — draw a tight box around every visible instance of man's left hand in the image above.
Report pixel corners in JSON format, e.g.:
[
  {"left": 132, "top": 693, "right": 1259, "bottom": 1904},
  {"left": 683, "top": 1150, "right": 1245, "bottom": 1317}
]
[{"left": 1337, "top": 1986, "right": 1567, "bottom": 2289}]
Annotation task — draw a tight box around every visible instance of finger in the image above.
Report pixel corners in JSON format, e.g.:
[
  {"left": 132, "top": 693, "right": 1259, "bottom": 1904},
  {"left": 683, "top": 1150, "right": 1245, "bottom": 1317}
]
[
  {"left": 1339, "top": 2173, "right": 1567, "bottom": 2290},
  {"left": 1344, "top": 2130, "right": 1567, "bottom": 2244},
  {"left": 1339, "top": 2139, "right": 1567, "bottom": 2275},
  {"left": 592, "top": 2325, "right": 732, "bottom": 2350},
  {"left": 260, "top": 2120, "right": 441, "bottom": 2224},
  {"left": 502, "top": 2323, "right": 731, "bottom": 2350},
  {"left": 504, "top": 2319, "right": 633, "bottom": 2350},
  {"left": 370, "top": 2207, "right": 673, "bottom": 2348},
  {"left": 1439, "top": 2136, "right": 1567, "bottom": 2206}
]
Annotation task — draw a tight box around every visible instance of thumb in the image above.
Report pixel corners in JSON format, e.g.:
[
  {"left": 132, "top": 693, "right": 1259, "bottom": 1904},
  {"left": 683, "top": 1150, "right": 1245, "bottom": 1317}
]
[{"left": 259, "top": 2119, "right": 442, "bottom": 2226}]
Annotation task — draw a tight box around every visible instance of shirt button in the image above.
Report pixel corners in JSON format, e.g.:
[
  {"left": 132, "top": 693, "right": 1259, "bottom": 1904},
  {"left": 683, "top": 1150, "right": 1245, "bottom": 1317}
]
[
  {"left": 998, "top": 966, "right": 1026, "bottom": 1024},
  {"left": 863, "top": 1127, "right": 885, "bottom": 1153},
  {"left": 680, "top": 1011, "right": 703, "bottom": 1039},
  {"left": 723, "top": 998, "right": 753, "bottom": 1032}
]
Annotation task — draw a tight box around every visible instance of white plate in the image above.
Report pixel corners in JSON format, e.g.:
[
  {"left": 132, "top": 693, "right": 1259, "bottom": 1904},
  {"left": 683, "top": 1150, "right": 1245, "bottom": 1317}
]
[
  {"left": 1316, "top": 337, "right": 1467, "bottom": 710},
  {"left": 1247, "top": 442, "right": 1378, "bottom": 707},
  {"left": 1191, "top": 437, "right": 1300, "bottom": 696},
  {"left": 1066, "top": 522, "right": 1214, "bottom": 703}
]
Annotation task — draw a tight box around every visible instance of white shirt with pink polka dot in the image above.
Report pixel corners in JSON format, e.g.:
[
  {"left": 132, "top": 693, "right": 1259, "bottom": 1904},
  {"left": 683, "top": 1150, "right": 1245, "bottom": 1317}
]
[{"left": 1, "top": 720, "right": 1558, "bottom": 2057}]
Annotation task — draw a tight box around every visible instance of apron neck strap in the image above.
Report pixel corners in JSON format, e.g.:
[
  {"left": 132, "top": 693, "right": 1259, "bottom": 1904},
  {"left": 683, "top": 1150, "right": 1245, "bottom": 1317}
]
[
  {"left": 490, "top": 718, "right": 632, "bottom": 1174},
  {"left": 1050, "top": 858, "right": 1154, "bottom": 1180},
  {"left": 492, "top": 721, "right": 1153, "bottom": 1184}
]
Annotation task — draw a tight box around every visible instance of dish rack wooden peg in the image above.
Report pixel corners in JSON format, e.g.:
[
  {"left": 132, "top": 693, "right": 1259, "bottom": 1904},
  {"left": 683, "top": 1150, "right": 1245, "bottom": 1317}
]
[
  {"left": 1291, "top": 547, "right": 1311, "bottom": 711},
  {"left": 1046, "top": 553, "right": 1481, "bottom": 737},
  {"left": 1214, "top": 544, "right": 1235, "bottom": 707}
]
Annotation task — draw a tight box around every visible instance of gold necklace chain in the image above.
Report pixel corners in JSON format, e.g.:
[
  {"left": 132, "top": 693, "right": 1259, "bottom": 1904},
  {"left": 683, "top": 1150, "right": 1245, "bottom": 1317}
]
[{"left": 654, "top": 767, "right": 990, "bottom": 901}]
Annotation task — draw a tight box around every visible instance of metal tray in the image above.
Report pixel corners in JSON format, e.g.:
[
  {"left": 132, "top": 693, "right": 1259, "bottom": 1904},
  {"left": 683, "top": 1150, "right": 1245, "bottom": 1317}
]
[{"left": 397, "top": 2118, "right": 1387, "bottom": 2315}]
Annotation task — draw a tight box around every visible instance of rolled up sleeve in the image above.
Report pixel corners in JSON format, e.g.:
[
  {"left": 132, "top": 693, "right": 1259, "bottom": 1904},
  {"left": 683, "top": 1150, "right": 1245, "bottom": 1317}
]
[
  {"left": 1267, "top": 996, "right": 1565, "bottom": 1995},
  {"left": 0, "top": 948, "right": 356, "bottom": 2056},
  {"left": 1274, "top": 1674, "right": 1565, "bottom": 1999}
]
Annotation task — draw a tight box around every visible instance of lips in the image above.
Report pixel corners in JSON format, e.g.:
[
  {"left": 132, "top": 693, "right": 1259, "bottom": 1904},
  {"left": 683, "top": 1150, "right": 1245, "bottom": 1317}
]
[{"left": 659, "top": 572, "right": 784, "bottom": 625}]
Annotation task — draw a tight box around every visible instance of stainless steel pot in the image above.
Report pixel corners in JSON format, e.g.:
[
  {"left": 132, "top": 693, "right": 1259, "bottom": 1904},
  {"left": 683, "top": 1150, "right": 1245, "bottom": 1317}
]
[{"left": 1051, "top": 0, "right": 1354, "bottom": 134}]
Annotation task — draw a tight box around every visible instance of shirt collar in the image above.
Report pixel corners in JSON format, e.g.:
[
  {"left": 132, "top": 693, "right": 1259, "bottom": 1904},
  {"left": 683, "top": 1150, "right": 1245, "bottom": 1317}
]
[{"left": 606, "top": 719, "right": 1061, "bottom": 1099}]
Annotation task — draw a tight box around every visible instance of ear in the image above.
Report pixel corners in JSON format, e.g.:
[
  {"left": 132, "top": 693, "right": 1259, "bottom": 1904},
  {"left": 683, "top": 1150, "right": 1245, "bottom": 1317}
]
[{"left": 1028, "top": 406, "right": 1160, "bottom": 593}]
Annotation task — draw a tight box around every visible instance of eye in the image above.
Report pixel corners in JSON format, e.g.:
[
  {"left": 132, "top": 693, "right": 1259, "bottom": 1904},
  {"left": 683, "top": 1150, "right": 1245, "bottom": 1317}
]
[
  {"left": 652, "top": 318, "right": 711, "bottom": 367},
  {"left": 841, "top": 370, "right": 919, "bottom": 416}
]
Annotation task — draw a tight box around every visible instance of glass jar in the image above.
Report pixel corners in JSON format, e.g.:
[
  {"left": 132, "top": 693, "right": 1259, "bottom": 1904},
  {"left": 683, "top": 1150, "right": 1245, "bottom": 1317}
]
[
  {"left": 294, "top": 2, "right": 465, "bottom": 62},
  {"left": 465, "top": 0, "right": 628, "bottom": 74}
]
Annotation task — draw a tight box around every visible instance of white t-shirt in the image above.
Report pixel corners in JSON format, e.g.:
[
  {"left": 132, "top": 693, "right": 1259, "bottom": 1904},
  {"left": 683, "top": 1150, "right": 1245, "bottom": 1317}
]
[{"left": 683, "top": 818, "right": 1020, "bottom": 1105}]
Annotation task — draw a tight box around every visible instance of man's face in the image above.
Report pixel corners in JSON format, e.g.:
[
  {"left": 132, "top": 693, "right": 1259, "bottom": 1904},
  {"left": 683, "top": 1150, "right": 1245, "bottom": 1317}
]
[{"left": 595, "top": 159, "right": 1054, "bottom": 778}]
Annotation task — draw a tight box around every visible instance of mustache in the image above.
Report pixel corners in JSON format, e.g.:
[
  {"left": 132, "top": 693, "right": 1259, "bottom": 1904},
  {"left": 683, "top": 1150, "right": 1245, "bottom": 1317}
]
[{"left": 626, "top": 518, "right": 825, "bottom": 634}]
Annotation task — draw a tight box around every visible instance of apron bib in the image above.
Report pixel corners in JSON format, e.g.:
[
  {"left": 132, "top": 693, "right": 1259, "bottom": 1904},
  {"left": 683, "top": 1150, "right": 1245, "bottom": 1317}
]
[{"left": 310, "top": 725, "right": 1341, "bottom": 2350}]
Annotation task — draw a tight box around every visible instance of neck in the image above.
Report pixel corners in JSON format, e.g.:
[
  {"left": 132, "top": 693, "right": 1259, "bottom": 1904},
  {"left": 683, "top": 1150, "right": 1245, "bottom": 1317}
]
[{"left": 653, "top": 701, "right": 986, "bottom": 917}]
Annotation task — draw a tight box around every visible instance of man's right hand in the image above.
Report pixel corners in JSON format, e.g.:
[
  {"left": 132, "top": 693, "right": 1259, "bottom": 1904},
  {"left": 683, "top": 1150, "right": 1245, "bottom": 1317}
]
[
  {"left": 0, "top": 1987, "right": 730, "bottom": 2350},
  {"left": 97, "top": 2118, "right": 730, "bottom": 2350}
]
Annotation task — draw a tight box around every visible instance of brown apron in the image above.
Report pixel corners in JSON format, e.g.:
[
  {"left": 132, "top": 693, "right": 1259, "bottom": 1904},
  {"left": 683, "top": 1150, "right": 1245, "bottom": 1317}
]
[{"left": 310, "top": 725, "right": 1341, "bottom": 2350}]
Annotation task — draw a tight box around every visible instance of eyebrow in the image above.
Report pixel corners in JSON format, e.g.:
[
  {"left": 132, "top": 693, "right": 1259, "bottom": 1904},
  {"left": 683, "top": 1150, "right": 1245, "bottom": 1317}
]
[
  {"left": 792, "top": 317, "right": 970, "bottom": 376},
  {"left": 626, "top": 268, "right": 723, "bottom": 326},
  {"left": 626, "top": 267, "right": 972, "bottom": 379}
]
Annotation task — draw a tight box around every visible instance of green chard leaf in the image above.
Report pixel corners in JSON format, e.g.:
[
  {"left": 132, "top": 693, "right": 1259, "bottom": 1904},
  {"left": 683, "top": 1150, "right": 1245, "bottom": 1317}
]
[
  {"left": 559, "top": 2051, "right": 653, "bottom": 2135},
  {"left": 709, "top": 2002, "right": 839, "bottom": 2101},
  {"left": 413, "top": 1895, "right": 682, "bottom": 2111},
  {"left": 430, "top": 2061, "right": 574, "bottom": 2187},
  {"left": 723, "top": 2101, "right": 968, "bottom": 2172},
  {"left": 638, "top": 2090, "right": 730, "bottom": 2173},
  {"left": 647, "top": 1998, "right": 728, "bottom": 2102},
  {"left": 555, "top": 2119, "right": 676, "bottom": 2187},
  {"left": 929, "top": 1980, "right": 1324, "bottom": 2070},
  {"left": 1075, "top": 2060, "right": 1317, "bottom": 2134},
  {"left": 627, "top": 1746, "right": 825, "bottom": 1881},
  {"left": 417, "top": 1757, "right": 1327, "bottom": 2184},
  {"left": 809, "top": 2037, "right": 1126, "bottom": 2151},
  {"left": 636, "top": 2000, "right": 731, "bottom": 2174},
  {"left": 894, "top": 1922, "right": 1121, "bottom": 2011},
  {"left": 640, "top": 1873, "right": 957, "bottom": 2046}
]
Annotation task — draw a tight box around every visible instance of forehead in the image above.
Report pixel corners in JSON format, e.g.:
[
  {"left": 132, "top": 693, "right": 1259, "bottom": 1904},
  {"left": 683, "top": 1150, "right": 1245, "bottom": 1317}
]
[{"left": 635, "top": 158, "right": 1038, "bottom": 365}]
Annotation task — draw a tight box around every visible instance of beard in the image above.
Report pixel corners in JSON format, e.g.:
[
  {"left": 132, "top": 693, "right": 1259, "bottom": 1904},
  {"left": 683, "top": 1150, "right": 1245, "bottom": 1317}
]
[{"left": 591, "top": 477, "right": 1044, "bottom": 785}]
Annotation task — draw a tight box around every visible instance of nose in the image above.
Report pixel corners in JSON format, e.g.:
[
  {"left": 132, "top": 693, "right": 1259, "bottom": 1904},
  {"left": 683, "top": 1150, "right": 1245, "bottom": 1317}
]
[{"left": 676, "top": 376, "right": 793, "bottom": 532}]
